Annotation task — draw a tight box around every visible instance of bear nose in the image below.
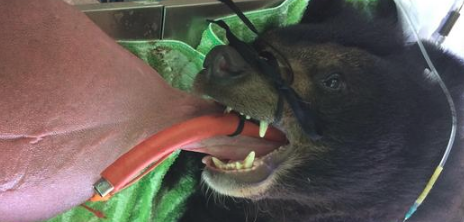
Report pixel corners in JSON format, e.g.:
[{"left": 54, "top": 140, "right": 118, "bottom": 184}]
[{"left": 203, "top": 45, "right": 248, "bottom": 85}]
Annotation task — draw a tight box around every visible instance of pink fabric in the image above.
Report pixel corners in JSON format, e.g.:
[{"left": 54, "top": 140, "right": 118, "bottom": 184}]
[{"left": 0, "top": 0, "right": 218, "bottom": 221}]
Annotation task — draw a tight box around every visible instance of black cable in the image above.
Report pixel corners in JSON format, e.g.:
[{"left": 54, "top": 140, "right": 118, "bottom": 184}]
[{"left": 228, "top": 115, "right": 247, "bottom": 137}]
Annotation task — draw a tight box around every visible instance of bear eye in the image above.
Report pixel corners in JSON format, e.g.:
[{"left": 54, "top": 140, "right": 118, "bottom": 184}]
[{"left": 322, "top": 73, "right": 343, "bottom": 90}]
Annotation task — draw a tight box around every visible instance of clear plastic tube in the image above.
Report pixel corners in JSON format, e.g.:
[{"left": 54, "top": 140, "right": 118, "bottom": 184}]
[{"left": 394, "top": 0, "right": 458, "bottom": 220}]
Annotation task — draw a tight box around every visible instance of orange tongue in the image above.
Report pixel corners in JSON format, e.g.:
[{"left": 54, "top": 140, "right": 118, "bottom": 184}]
[{"left": 93, "top": 113, "right": 286, "bottom": 201}]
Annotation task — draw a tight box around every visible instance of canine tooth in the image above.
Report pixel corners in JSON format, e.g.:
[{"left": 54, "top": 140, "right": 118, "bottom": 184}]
[
  {"left": 225, "top": 107, "right": 233, "bottom": 113},
  {"left": 259, "top": 121, "right": 269, "bottom": 138},
  {"left": 212, "top": 157, "right": 226, "bottom": 169},
  {"left": 243, "top": 151, "right": 255, "bottom": 168},
  {"left": 246, "top": 115, "right": 251, "bottom": 120}
]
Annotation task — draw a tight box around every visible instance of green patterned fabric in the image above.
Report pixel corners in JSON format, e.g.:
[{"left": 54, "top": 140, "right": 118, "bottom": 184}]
[
  {"left": 197, "top": 0, "right": 309, "bottom": 54},
  {"left": 44, "top": 0, "right": 309, "bottom": 221},
  {"left": 118, "top": 40, "right": 205, "bottom": 92},
  {"left": 46, "top": 151, "right": 183, "bottom": 222}
]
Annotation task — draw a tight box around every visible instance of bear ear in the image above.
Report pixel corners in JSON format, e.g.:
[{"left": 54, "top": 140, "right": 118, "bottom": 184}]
[
  {"left": 374, "top": 0, "right": 398, "bottom": 23},
  {"left": 300, "top": 0, "right": 345, "bottom": 23}
]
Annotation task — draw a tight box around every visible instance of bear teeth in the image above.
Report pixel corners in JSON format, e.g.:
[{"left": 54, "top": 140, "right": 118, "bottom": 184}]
[
  {"left": 212, "top": 151, "right": 255, "bottom": 170},
  {"left": 259, "top": 121, "right": 269, "bottom": 138},
  {"left": 224, "top": 106, "right": 233, "bottom": 113},
  {"left": 223, "top": 106, "right": 269, "bottom": 138}
]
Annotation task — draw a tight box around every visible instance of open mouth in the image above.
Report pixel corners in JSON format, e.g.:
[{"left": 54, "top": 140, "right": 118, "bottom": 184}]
[
  {"left": 182, "top": 103, "right": 290, "bottom": 197},
  {"left": 203, "top": 105, "right": 289, "bottom": 170}
]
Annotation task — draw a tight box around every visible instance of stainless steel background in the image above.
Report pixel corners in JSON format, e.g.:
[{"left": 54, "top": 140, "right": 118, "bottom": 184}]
[
  {"left": 77, "top": 0, "right": 283, "bottom": 46},
  {"left": 79, "top": 2, "right": 164, "bottom": 40}
]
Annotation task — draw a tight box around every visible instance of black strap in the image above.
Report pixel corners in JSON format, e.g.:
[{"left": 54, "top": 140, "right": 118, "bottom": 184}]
[
  {"left": 228, "top": 114, "right": 247, "bottom": 137},
  {"left": 274, "top": 94, "right": 284, "bottom": 123},
  {"left": 208, "top": 20, "right": 259, "bottom": 63},
  {"left": 216, "top": 0, "right": 260, "bottom": 35}
]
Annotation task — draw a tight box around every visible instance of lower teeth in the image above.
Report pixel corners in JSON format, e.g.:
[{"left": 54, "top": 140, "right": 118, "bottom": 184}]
[{"left": 211, "top": 151, "right": 255, "bottom": 170}]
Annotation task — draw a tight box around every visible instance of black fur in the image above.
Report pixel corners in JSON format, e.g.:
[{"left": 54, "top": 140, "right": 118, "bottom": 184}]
[{"left": 167, "top": 1, "right": 464, "bottom": 221}]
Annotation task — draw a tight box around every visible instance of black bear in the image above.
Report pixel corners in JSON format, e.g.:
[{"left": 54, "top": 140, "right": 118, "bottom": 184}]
[{"left": 169, "top": 0, "right": 464, "bottom": 221}]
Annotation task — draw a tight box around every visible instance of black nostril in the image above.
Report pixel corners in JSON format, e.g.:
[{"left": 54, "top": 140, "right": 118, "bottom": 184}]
[
  {"left": 204, "top": 45, "right": 248, "bottom": 84},
  {"left": 211, "top": 54, "right": 231, "bottom": 78}
]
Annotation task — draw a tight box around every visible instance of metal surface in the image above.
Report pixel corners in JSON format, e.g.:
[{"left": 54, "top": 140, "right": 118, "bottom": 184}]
[
  {"left": 77, "top": 0, "right": 284, "bottom": 46},
  {"left": 78, "top": 2, "right": 163, "bottom": 40},
  {"left": 93, "top": 177, "right": 114, "bottom": 197}
]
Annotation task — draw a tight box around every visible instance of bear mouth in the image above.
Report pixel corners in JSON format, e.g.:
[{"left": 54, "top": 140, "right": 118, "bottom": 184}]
[
  {"left": 201, "top": 141, "right": 290, "bottom": 186},
  {"left": 202, "top": 105, "right": 289, "bottom": 170},
  {"left": 183, "top": 103, "right": 291, "bottom": 198}
]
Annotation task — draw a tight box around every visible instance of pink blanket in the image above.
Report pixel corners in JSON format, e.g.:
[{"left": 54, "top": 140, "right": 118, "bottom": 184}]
[{"left": 0, "top": 1, "right": 217, "bottom": 221}]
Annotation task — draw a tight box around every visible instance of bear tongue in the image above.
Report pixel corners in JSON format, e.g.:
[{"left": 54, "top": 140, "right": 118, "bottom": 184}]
[{"left": 181, "top": 135, "right": 282, "bottom": 161}]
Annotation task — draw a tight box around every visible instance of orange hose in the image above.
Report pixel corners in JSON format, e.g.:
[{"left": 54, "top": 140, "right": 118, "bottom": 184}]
[{"left": 98, "top": 114, "right": 286, "bottom": 198}]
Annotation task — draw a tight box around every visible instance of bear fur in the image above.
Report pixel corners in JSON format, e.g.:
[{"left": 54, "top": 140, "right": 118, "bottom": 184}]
[{"left": 166, "top": 0, "right": 464, "bottom": 221}]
